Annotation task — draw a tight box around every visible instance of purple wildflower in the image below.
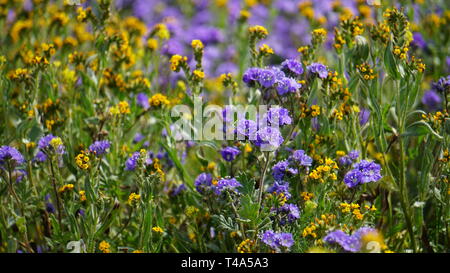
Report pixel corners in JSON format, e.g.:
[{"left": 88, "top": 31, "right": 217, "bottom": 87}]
[
  {"left": 324, "top": 227, "right": 377, "bottom": 252},
  {"left": 281, "top": 59, "right": 304, "bottom": 76},
  {"left": 89, "top": 140, "right": 110, "bottom": 156},
  {"left": 411, "top": 32, "right": 427, "bottom": 50},
  {"left": 38, "top": 134, "right": 55, "bottom": 149},
  {"left": 136, "top": 93, "right": 149, "bottom": 110},
  {"left": 34, "top": 151, "right": 47, "bottom": 162},
  {"left": 243, "top": 67, "right": 261, "bottom": 87},
  {"left": 344, "top": 160, "right": 382, "bottom": 188},
  {"left": 432, "top": 75, "right": 450, "bottom": 94},
  {"left": 274, "top": 203, "right": 301, "bottom": 225},
  {"left": 125, "top": 152, "right": 139, "bottom": 171},
  {"left": 267, "top": 180, "right": 291, "bottom": 199},
  {"left": 339, "top": 150, "right": 360, "bottom": 166},
  {"left": 36, "top": 134, "right": 65, "bottom": 158},
  {"left": 133, "top": 133, "right": 145, "bottom": 143},
  {"left": 45, "top": 194, "right": 55, "bottom": 214},
  {"left": 258, "top": 69, "right": 277, "bottom": 88},
  {"left": 421, "top": 90, "right": 442, "bottom": 111},
  {"left": 276, "top": 77, "right": 301, "bottom": 95},
  {"left": 291, "top": 150, "right": 313, "bottom": 166},
  {"left": 272, "top": 160, "right": 298, "bottom": 181},
  {"left": 170, "top": 184, "right": 186, "bottom": 197},
  {"left": 236, "top": 119, "right": 258, "bottom": 139},
  {"left": 266, "top": 107, "right": 292, "bottom": 127},
  {"left": 194, "top": 172, "right": 213, "bottom": 193},
  {"left": 213, "top": 177, "right": 241, "bottom": 195},
  {"left": 252, "top": 127, "right": 284, "bottom": 149},
  {"left": 260, "top": 230, "right": 294, "bottom": 251},
  {"left": 0, "top": 146, "right": 25, "bottom": 167},
  {"left": 220, "top": 146, "right": 241, "bottom": 162},
  {"left": 359, "top": 108, "right": 370, "bottom": 126},
  {"left": 307, "top": 63, "right": 328, "bottom": 79}
]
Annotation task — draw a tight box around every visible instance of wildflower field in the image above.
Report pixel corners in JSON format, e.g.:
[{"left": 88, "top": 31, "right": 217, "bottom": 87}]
[{"left": 0, "top": 0, "right": 449, "bottom": 254}]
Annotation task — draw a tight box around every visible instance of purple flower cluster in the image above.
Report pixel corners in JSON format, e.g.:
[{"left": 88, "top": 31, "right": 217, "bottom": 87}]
[
  {"left": 421, "top": 90, "right": 442, "bottom": 111},
  {"left": 359, "top": 108, "right": 370, "bottom": 126},
  {"left": 432, "top": 75, "right": 450, "bottom": 94},
  {"left": 258, "top": 68, "right": 278, "bottom": 88},
  {"left": 267, "top": 180, "right": 291, "bottom": 199},
  {"left": 194, "top": 172, "right": 213, "bottom": 193},
  {"left": 243, "top": 63, "right": 302, "bottom": 96},
  {"left": 272, "top": 203, "right": 300, "bottom": 225},
  {"left": 136, "top": 93, "right": 149, "bottom": 110},
  {"left": 213, "top": 178, "right": 241, "bottom": 195},
  {"left": 133, "top": 133, "right": 145, "bottom": 143},
  {"left": 266, "top": 107, "right": 292, "bottom": 127},
  {"left": 220, "top": 146, "right": 241, "bottom": 162},
  {"left": 38, "top": 134, "right": 56, "bottom": 150},
  {"left": 194, "top": 174, "right": 242, "bottom": 195},
  {"left": 411, "top": 32, "right": 427, "bottom": 50},
  {"left": 260, "top": 230, "right": 294, "bottom": 251},
  {"left": 281, "top": 59, "right": 304, "bottom": 76},
  {"left": 307, "top": 63, "right": 328, "bottom": 79},
  {"left": 272, "top": 160, "right": 297, "bottom": 181},
  {"left": 343, "top": 160, "right": 382, "bottom": 188},
  {"left": 275, "top": 77, "right": 302, "bottom": 95},
  {"left": 0, "top": 146, "right": 25, "bottom": 168},
  {"left": 125, "top": 150, "right": 153, "bottom": 171},
  {"left": 125, "top": 152, "right": 141, "bottom": 171},
  {"left": 338, "top": 150, "right": 360, "bottom": 166},
  {"left": 35, "top": 134, "right": 65, "bottom": 163},
  {"left": 323, "top": 227, "right": 377, "bottom": 252},
  {"left": 252, "top": 127, "right": 284, "bottom": 150},
  {"left": 236, "top": 119, "right": 258, "bottom": 138},
  {"left": 89, "top": 140, "right": 111, "bottom": 156},
  {"left": 291, "top": 149, "right": 313, "bottom": 167}
]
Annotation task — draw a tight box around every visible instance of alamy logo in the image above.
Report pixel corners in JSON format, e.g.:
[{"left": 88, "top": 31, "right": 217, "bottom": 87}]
[{"left": 64, "top": 0, "right": 81, "bottom": 5}]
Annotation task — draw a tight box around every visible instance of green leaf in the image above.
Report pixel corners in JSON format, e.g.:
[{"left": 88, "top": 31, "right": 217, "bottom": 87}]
[
  {"left": 238, "top": 195, "right": 259, "bottom": 224},
  {"left": 403, "top": 121, "right": 443, "bottom": 139},
  {"left": 28, "top": 122, "right": 43, "bottom": 141},
  {"left": 160, "top": 141, "right": 194, "bottom": 188},
  {"left": 384, "top": 41, "right": 400, "bottom": 80},
  {"left": 236, "top": 172, "right": 256, "bottom": 196}
]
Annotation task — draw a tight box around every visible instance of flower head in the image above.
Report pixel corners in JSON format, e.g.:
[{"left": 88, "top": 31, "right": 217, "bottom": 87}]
[
  {"left": 432, "top": 75, "right": 450, "bottom": 94},
  {"left": 266, "top": 107, "right": 292, "bottom": 127},
  {"left": 307, "top": 63, "right": 328, "bottom": 79},
  {"left": 257, "top": 69, "right": 276, "bottom": 88},
  {"left": 0, "top": 146, "right": 25, "bottom": 167},
  {"left": 194, "top": 172, "right": 213, "bottom": 193},
  {"left": 272, "top": 160, "right": 298, "bottom": 181},
  {"left": 276, "top": 77, "right": 301, "bottom": 95},
  {"left": 89, "top": 140, "right": 111, "bottom": 156},
  {"left": 267, "top": 180, "right": 291, "bottom": 199},
  {"left": 324, "top": 227, "right": 378, "bottom": 252},
  {"left": 221, "top": 146, "right": 241, "bottom": 162},
  {"left": 281, "top": 59, "right": 304, "bottom": 76},
  {"left": 291, "top": 150, "right": 313, "bottom": 167},
  {"left": 422, "top": 90, "right": 442, "bottom": 111},
  {"left": 213, "top": 177, "right": 241, "bottom": 195},
  {"left": 344, "top": 160, "right": 382, "bottom": 188},
  {"left": 243, "top": 67, "right": 261, "bottom": 87},
  {"left": 260, "top": 230, "right": 294, "bottom": 251},
  {"left": 273, "top": 203, "right": 301, "bottom": 225},
  {"left": 136, "top": 93, "right": 149, "bottom": 110},
  {"left": 252, "top": 127, "right": 284, "bottom": 150}
]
